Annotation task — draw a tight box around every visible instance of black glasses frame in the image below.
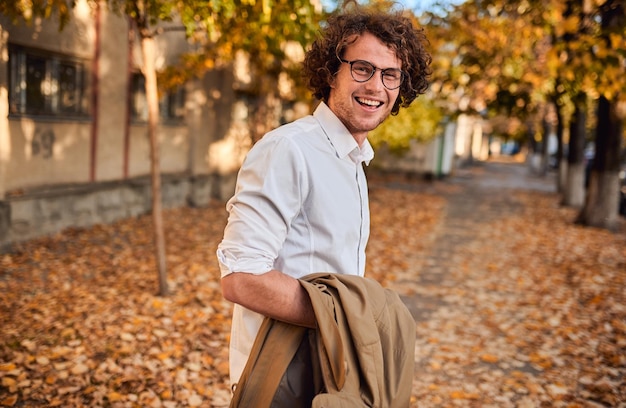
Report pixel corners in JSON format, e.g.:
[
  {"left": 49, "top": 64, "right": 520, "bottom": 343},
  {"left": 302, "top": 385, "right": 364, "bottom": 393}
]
[{"left": 338, "top": 58, "right": 405, "bottom": 90}]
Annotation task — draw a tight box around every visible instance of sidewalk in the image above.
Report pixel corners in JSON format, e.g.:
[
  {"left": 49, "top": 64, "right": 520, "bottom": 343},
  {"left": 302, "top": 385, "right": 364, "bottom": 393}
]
[
  {"left": 394, "top": 159, "right": 558, "bottom": 323},
  {"left": 372, "top": 159, "right": 625, "bottom": 407}
]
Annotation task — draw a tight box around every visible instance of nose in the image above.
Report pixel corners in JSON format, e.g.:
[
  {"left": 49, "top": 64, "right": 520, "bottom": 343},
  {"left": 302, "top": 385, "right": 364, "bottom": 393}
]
[{"left": 364, "top": 70, "right": 385, "bottom": 91}]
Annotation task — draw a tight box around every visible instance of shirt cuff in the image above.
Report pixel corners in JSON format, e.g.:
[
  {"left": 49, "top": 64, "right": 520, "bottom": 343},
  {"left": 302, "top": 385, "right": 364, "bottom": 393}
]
[{"left": 216, "top": 248, "right": 274, "bottom": 278}]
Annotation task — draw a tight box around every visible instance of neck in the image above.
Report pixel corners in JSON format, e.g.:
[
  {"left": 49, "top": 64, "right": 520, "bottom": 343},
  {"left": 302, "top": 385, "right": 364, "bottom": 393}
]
[{"left": 353, "top": 133, "right": 367, "bottom": 147}]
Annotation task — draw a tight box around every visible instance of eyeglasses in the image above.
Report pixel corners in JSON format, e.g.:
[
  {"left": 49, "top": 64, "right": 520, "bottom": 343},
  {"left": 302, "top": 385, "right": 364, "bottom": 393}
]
[{"left": 338, "top": 58, "right": 405, "bottom": 90}]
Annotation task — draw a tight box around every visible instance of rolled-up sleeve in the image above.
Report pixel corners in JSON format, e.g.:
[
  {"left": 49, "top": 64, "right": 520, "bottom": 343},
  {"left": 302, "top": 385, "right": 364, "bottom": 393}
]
[{"left": 216, "top": 134, "right": 307, "bottom": 278}]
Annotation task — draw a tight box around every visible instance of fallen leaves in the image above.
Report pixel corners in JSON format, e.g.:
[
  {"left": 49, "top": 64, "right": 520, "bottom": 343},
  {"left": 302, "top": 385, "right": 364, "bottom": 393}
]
[
  {"left": 390, "top": 166, "right": 626, "bottom": 407},
  {"left": 480, "top": 353, "right": 499, "bottom": 364},
  {"left": 1, "top": 163, "right": 625, "bottom": 407},
  {"left": 1, "top": 204, "right": 233, "bottom": 407}
]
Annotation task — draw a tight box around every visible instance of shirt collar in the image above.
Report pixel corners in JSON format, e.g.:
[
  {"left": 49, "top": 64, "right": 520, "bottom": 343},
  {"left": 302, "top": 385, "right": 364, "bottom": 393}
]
[{"left": 313, "top": 102, "right": 375, "bottom": 165}]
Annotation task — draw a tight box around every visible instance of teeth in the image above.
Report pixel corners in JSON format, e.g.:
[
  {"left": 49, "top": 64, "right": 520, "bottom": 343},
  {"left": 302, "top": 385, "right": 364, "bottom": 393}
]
[{"left": 357, "top": 97, "right": 381, "bottom": 107}]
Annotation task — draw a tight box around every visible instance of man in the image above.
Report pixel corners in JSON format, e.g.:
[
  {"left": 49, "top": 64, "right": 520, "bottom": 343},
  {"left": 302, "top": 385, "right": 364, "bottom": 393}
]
[{"left": 217, "top": 5, "right": 431, "bottom": 388}]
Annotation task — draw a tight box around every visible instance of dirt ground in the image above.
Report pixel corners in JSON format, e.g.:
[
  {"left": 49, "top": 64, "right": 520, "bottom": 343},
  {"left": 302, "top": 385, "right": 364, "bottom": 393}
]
[{"left": 1, "top": 157, "right": 625, "bottom": 407}]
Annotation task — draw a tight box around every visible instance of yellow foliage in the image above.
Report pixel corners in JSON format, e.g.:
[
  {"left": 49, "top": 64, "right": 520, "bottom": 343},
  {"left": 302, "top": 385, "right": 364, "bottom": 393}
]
[
  {"left": 594, "top": 43, "right": 608, "bottom": 59},
  {"left": 610, "top": 33, "right": 624, "bottom": 49},
  {"left": 562, "top": 15, "right": 580, "bottom": 35}
]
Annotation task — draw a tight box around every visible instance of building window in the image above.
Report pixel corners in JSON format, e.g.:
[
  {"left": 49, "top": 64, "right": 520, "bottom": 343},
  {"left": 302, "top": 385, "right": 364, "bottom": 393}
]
[
  {"left": 8, "top": 45, "right": 89, "bottom": 117},
  {"left": 131, "top": 73, "right": 185, "bottom": 123}
]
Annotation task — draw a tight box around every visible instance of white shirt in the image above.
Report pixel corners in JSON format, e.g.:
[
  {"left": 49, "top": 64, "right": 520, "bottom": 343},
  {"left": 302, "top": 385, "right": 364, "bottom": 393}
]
[{"left": 216, "top": 102, "right": 374, "bottom": 384}]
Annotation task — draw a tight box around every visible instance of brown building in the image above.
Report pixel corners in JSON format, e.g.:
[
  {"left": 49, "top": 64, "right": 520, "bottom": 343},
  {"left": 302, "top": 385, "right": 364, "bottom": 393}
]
[{"left": 0, "top": 3, "right": 267, "bottom": 247}]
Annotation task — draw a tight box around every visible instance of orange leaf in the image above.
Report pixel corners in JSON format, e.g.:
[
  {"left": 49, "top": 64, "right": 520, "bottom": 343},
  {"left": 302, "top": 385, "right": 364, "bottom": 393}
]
[
  {"left": 481, "top": 354, "right": 499, "bottom": 363},
  {"left": 0, "top": 395, "right": 18, "bottom": 407},
  {"left": 107, "top": 391, "right": 124, "bottom": 402},
  {"left": 450, "top": 391, "right": 480, "bottom": 400}
]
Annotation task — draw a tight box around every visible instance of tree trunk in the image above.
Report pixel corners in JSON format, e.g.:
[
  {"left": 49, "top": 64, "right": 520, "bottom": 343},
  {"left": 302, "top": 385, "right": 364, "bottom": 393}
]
[
  {"left": 560, "top": 0, "right": 589, "bottom": 207},
  {"left": 539, "top": 113, "right": 551, "bottom": 177},
  {"left": 576, "top": 0, "right": 624, "bottom": 230},
  {"left": 553, "top": 98, "right": 566, "bottom": 193},
  {"left": 250, "top": 91, "right": 282, "bottom": 143},
  {"left": 577, "top": 96, "right": 622, "bottom": 230},
  {"left": 141, "top": 34, "right": 169, "bottom": 296},
  {"left": 563, "top": 93, "right": 586, "bottom": 208}
]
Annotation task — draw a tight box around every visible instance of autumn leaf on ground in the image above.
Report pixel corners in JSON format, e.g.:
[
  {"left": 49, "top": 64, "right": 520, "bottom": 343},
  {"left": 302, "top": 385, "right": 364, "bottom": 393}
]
[{"left": 2, "top": 161, "right": 625, "bottom": 407}]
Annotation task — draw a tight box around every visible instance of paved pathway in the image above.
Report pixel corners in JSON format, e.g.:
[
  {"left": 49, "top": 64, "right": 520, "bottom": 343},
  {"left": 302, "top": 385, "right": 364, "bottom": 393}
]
[
  {"left": 378, "top": 159, "right": 567, "bottom": 406},
  {"left": 390, "top": 159, "right": 557, "bottom": 322}
]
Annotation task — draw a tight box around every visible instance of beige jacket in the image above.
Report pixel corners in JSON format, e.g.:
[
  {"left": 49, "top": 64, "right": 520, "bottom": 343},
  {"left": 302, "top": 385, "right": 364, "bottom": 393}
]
[{"left": 230, "top": 273, "right": 416, "bottom": 407}]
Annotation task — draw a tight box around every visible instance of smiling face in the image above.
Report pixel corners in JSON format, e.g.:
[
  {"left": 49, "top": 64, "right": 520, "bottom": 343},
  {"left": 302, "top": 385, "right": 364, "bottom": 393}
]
[{"left": 327, "top": 32, "right": 401, "bottom": 146}]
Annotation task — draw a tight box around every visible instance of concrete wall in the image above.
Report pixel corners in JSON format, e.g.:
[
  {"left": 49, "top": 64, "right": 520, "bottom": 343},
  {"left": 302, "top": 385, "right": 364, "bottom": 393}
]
[
  {"left": 0, "top": 174, "right": 214, "bottom": 247},
  {"left": 373, "top": 115, "right": 492, "bottom": 179},
  {"left": 454, "top": 114, "right": 489, "bottom": 166},
  {"left": 373, "top": 121, "right": 460, "bottom": 178}
]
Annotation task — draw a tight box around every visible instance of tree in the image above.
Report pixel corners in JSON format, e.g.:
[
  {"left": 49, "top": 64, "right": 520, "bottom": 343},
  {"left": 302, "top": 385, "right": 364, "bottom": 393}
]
[
  {"left": 422, "top": 0, "right": 554, "bottom": 158},
  {"left": 423, "top": 0, "right": 626, "bottom": 229},
  {"left": 0, "top": 0, "right": 75, "bottom": 29},
  {"left": 576, "top": 0, "right": 625, "bottom": 230},
  {"left": 158, "top": 0, "right": 322, "bottom": 142},
  {"left": 551, "top": 0, "right": 594, "bottom": 207},
  {"left": 565, "top": 90, "right": 588, "bottom": 207},
  {"left": 3, "top": 0, "right": 323, "bottom": 294},
  {"left": 369, "top": 96, "right": 443, "bottom": 153},
  {"left": 127, "top": 1, "right": 169, "bottom": 295}
]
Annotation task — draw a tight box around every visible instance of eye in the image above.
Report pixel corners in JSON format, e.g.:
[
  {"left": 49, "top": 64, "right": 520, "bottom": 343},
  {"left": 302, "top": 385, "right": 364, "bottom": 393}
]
[
  {"left": 383, "top": 70, "right": 402, "bottom": 80},
  {"left": 353, "top": 62, "right": 373, "bottom": 75}
]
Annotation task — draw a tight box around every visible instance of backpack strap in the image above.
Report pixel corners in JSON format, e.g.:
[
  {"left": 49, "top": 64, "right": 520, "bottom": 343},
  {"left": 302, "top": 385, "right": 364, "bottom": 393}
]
[{"left": 230, "top": 318, "right": 306, "bottom": 408}]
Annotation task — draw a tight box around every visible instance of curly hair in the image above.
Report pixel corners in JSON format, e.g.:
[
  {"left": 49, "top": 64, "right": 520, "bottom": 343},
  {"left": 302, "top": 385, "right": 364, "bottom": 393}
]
[{"left": 302, "top": 5, "right": 432, "bottom": 115}]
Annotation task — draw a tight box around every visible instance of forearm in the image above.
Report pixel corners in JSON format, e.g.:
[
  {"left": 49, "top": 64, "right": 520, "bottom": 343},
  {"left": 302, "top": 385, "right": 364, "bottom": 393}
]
[{"left": 221, "top": 270, "right": 317, "bottom": 328}]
